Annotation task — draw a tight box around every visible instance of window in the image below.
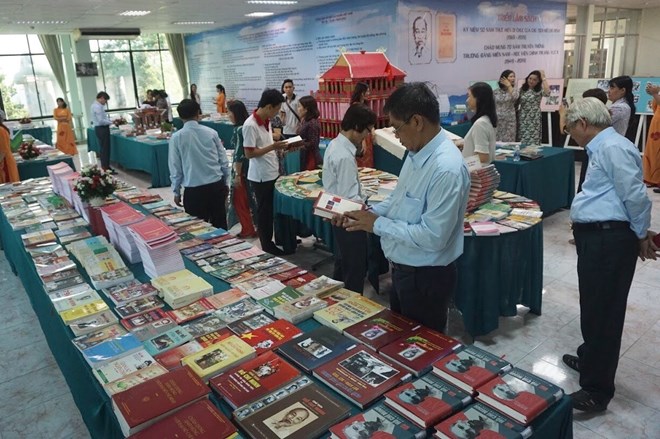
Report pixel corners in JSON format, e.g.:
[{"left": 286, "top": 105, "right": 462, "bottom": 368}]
[
  {"left": 564, "top": 6, "right": 640, "bottom": 79},
  {"left": 90, "top": 34, "right": 183, "bottom": 111},
  {"left": 0, "top": 35, "right": 64, "bottom": 120}
]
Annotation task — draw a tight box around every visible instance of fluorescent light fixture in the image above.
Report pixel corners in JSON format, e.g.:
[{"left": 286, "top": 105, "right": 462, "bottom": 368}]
[
  {"left": 247, "top": 1, "right": 298, "bottom": 4},
  {"left": 173, "top": 21, "right": 216, "bottom": 25},
  {"left": 15, "top": 20, "right": 68, "bottom": 24},
  {"left": 119, "top": 10, "right": 151, "bottom": 17},
  {"left": 245, "top": 12, "right": 275, "bottom": 17}
]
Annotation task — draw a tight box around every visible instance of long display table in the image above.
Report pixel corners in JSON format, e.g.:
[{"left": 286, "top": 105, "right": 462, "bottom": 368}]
[
  {"left": 86, "top": 128, "right": 170, "bottom": 188},
  {"left": 20, "top": 126, "right": 53, "bottom": 145},
  {"left": 0, "top": 200, "right": 569, "bottom": 439}
]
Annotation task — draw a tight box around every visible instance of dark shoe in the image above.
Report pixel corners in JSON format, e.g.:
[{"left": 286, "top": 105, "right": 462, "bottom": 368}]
[
  {"left": 654, "top": 188, "right": 660, "bottom": 193},
  {"left": 562, "top": 354, "right": 580, "bottom": 372},
  {"left": 569, "top": 390, "right": 609, "bottom": 412},
  {"left": 263, "top": 244, "right": 287, "bottom": 256}
]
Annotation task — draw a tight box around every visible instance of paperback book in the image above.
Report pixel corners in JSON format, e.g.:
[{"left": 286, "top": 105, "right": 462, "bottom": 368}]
[
  {"left": 81, "top": 333, "right": 144, "bottom": 368},
  {"left": 71, "top": 324, "right": 127, "bottom": 351},
  {"left": 273, "top": 294, "right": 327, "bottom": 324},
  {"left": 154, "top": 341, "right": 203, "bottom": 371},
  {"left": 313, "top": 295, "right": 385, "bottom": 332},
  {"left": 182, "top": 312, "right": 228, "bottom": 338},
  {"left": 103, "top": 363, "right": 169, "bottom": 396},
  {"left": 143, "top": 326, "right": 193, "bottom": 357},
  {"left": 181, "top": 334, "right": 256, "bottom": 381},
  {"left": 237, "top": 319, "right": 303, "bottom": 355},
  {"left": 343, "top": 309, "right": 418, "bottom": 351},
  {"left": 227, "top": 312, "right": 277, "bottom": 335}
]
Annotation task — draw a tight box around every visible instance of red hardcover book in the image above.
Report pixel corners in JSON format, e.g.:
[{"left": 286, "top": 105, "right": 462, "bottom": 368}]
[
  {"left": 283, "top": 272, "right": 318, "bottom": 288},
  {"left": 111, "top": 366, "right": 210, "bottom": 437},
  {"left": 209, "top": 351, "right": 301, "bottom": 409},
  {"left": 269, "top": 267, "right": 308, "bottom": 282},
  {"left": 130, "top": 399, "right": 236, "bottom": 439},
  {"left": 121, "top": 308, "right": 170, "bottom": 331},
  {"left": 475, "top": 367, "right": 564, "bottom": 425},
  {"left": 343, "top": 309, "right": 419, "bottom": 351},
  {"left": 238, "top": 319, "right": 302, "bottom": 355},
  {"left": 195, "top": 328, "right": 234, "bottom": 348},
  {"left": 383, "top": 373, "right": 472, "bottom": 428},
  {"left": 432, "top": 344, "right": 512, "bottom": 394},
  {"left": 379, "top": 327, "right": 460, "bottom": 377},
  {"left": 312, "top": 345, "right": 409, "bottom": 409}
]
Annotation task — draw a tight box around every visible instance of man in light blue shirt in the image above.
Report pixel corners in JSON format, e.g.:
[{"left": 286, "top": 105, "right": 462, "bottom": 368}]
[
  {"left": 343, "top": 83, "right": 471, "bottom": 332},
  {"left": 563, "top": 97, "right": 657, "bottom": 413},
  {"left": 323, "top": 104, "right": 377, "bottom": 293},
  {"left": 90, "top": 91, "right": 113, "bottom": 172},
  {"left": 169, "top": 99, "right": 230, "bottom": 229}
]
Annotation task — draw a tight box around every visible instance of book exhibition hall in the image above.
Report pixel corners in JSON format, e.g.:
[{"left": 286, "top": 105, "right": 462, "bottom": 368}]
[{"left": 1, "top": 0, "right": 660, "bottom": 438}]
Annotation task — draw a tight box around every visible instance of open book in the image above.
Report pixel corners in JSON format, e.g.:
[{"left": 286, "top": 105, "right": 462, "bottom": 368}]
[{"left": 313, "top": 191, "right": 365, "bottom": 219}]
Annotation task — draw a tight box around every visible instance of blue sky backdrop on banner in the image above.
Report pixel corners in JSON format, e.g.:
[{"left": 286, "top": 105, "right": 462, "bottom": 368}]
[
  {"left": 397, "top": 0, "right": 566, "bottom": 108},
  {"left": 185, "top": 0, "right": 565, "bottom": 113},
  {"left": 185, "top": 0, "right": 397, "bottom": 112}
]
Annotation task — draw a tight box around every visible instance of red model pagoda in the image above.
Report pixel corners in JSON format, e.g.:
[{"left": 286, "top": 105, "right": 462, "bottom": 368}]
[{"left": 315, "top": 50, "right": 406, "bottom": 138}]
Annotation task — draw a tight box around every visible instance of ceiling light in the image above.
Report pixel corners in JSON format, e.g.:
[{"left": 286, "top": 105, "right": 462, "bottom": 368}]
[
  {"left": 15, "top": 20, "right": 68, "bottom": 24},
  {"left": 247, "top": 1, "right": 298, "bottom": 4},
  {"left": 119, "top": 11, "right": 151, "bottom": 17},
  {"left": 245, "top": 12, "right": 275, "bottom": 17},
  {"left": 173, "top": 21, "right": 216, "bottom": 25}
]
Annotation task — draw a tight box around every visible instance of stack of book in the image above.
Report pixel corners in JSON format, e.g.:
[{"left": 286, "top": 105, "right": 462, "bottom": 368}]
[
  {"left": 151, "top": 269, "right": 214, "bottom": 308},
  {"left": 66, "top": 235, "right": 134, "bottom": 289},
  {"left": 313, "top": 295, "right": 385, "bottom": 332},
  {"left": 46, "top": 161, "right": 75, "bottom": 196},
  {"left": 128, "top": 217, "right": 184, "bottom": 278},
  {"left": 100, "top": 202, "right": 145, "bottom": 263},
  {"left": 181, "top": 334, "right": 256, "bottom": 382},
  {"left": 92, "top": 349, "right": 168, "bottom": 396},
  {"left": 467, "top": 164, "right": 500, "bottom": 211}
]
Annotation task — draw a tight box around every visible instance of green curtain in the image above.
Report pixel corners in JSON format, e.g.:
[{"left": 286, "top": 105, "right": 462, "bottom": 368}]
[
  {"left": 38, "top": 35, "right": 67, "bottom": 95},
  {"left": 164, "top": 34, "right": 189, "bottom": 99}
]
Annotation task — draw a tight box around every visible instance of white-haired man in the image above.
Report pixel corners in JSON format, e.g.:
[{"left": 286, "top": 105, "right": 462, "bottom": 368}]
[{"left": 563, "top": 97, "right": 658, "bottom": 412}]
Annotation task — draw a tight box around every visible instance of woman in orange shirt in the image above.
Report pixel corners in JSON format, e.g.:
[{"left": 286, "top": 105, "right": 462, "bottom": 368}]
[
  {"left": 215, "top": 84, "right": 227, "bottom": 113},
  {"left": 0, "top": 110, "right": 19, "bottom": 183},
  {"left": 53, "top": 98, "right": 77, "bottom": 155}
]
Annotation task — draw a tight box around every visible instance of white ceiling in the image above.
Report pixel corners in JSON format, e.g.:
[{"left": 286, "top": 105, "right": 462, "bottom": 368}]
[{"left": 0, "top": 0, "right": 659, "bottom": 35}]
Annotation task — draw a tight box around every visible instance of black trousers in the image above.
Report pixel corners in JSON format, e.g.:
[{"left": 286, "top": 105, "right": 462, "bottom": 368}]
[
  {"left": 251, "top": 179, "right": 277, "bottom": 250},
  {"left": 573, "top": 226, "right": 638, "bottom": 401},
  {"left": 332, "top": 225, "right": 367, "bottom": 294},
  {"left": 390, "top": 262, "right": 457, "bottom": 333},
  {"left": 95, "top": 126, "right": 111, "bottom": 169},
  {"left": 183, "top": 180, "right": 228, "bottom": 230}
]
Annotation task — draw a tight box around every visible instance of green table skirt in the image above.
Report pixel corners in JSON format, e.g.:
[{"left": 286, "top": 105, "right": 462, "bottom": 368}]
[
  {"left": 21, "top": 126, "right": 53, "bottom": 145},
  {"left": 17, "top": 156, "right": 75, "bottom": 180},
  {"left": 493, "top": 147, "right": 575, "bottom": 214},
  {"left": 0, "top": 201, "right": 569, "bottom": 438},
  {"left": 87, "top": 128, "right": 170, "bottom": 188}
]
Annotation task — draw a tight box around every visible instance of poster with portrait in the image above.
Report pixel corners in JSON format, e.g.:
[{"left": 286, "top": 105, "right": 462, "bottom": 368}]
[
  {"left": 632, "top": 77, "right": 660, "bottom": 115},
  {"left": 409, "top": 10, "right": 432, "bottom": 64}
]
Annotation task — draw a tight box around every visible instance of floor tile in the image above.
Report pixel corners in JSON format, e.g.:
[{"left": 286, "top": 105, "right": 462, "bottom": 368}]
[
  {"left": 0, "top": 365, "right": 71, "bottom": 418},
  {"left": 0, "top": 339, "right": 58, "bottom": 383}
]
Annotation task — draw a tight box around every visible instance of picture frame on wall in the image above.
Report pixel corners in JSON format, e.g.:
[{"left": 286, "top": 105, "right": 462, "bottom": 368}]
[{"left": 75, "top": 62, "right": 99, "bottom": 77}]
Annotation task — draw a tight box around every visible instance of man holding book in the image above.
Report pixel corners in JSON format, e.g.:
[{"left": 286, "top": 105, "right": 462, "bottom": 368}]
[
  {"left": 343, "top": 82, "right": 471, "bottom": 332},
  {"left": 168, "top": 99, "right": 231, "bottom": 229},
  {"left": 563, "top": 97, "right": 658, "bottom": 412},
  {"left": 325, "top": 104, "right": 377, "bottom": 293},
  {"left": 243, "top": 89, "right": 293, "bottom": 256}
]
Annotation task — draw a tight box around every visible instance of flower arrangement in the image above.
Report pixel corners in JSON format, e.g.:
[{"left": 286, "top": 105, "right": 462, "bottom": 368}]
[
  {"left": 73, "top": 165, "right": 117, "bottom": 203},
  {"left": 18, "top": 117, "right": 32, "bottom": 124},
  {"left": 18, "top": 141, "right": 41, "bottom": 160},
  {"left": 113, "top": 116, "right": 128, "bottom": 126},
  {"left": 161, "top": 121, "right": 173, "bottom": 132}
]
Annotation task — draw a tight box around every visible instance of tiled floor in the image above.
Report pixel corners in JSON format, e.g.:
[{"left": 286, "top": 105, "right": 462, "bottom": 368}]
[{"left": 1, "top": 159, "right": 659, "bottom": 438}]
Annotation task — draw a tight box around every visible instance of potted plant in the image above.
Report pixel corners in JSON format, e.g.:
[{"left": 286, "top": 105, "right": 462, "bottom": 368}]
[
  {"left": 160, "top": 121, "right": 173, "bottom": 133},
  {"left": 18, "top": 140, "right": 41, "bottom": 160},
  {"left": 73, "top": 165, "right": 117, "bottom": 207}
]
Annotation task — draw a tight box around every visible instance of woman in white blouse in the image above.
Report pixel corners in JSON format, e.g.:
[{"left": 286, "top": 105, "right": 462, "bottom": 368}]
[
  {"left": 462, "top": 82, "right": 498, "bottom": 164},
  {"left": 607, "top": 75, "right": 636, "bottom": 137}
]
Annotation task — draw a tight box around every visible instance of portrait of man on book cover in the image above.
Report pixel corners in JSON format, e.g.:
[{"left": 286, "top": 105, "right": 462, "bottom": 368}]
[{"left": 265, "top": 403, "right": 317, "bottom": 437}]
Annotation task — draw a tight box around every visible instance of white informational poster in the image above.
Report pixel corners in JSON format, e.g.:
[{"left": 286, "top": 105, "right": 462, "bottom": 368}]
[{"left": 564, "top": 78, "right": 603, "bottom": 103}]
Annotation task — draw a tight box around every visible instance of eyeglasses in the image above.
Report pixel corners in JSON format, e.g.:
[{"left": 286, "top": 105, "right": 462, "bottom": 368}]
[
  {"left": 392, "top": 115, "right": 413, "bottom": 135},
  {"left": 563, "top": 118, "right": 582, "bottom": 135}
]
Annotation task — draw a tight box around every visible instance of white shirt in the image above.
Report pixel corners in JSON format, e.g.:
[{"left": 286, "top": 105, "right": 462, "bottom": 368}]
[
  {"left": 462, "top": 115, "right": 496, "bottom": 164},
  {"left": 322, "top": 133, "right": 362, "bottom": 202},
  {"left": 244, "top": 112, "right": 280, "bottom": 182},
  {"left": 90, "top": 101, "right": 111, "bottom": 126},
  {"left": 282, "top": 95, "right": 300, "bottom": 135}
]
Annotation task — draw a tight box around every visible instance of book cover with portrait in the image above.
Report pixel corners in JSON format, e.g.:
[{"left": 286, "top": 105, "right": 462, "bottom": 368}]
[
  {"left": 432, "top": 344, "right": 512, "bottom": 394},
  {"left": 344, "top": 309, "right": 419, "bottom": 351},
  {"left": 434, "top": 402, "right": 532, "bottom": 439}
]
